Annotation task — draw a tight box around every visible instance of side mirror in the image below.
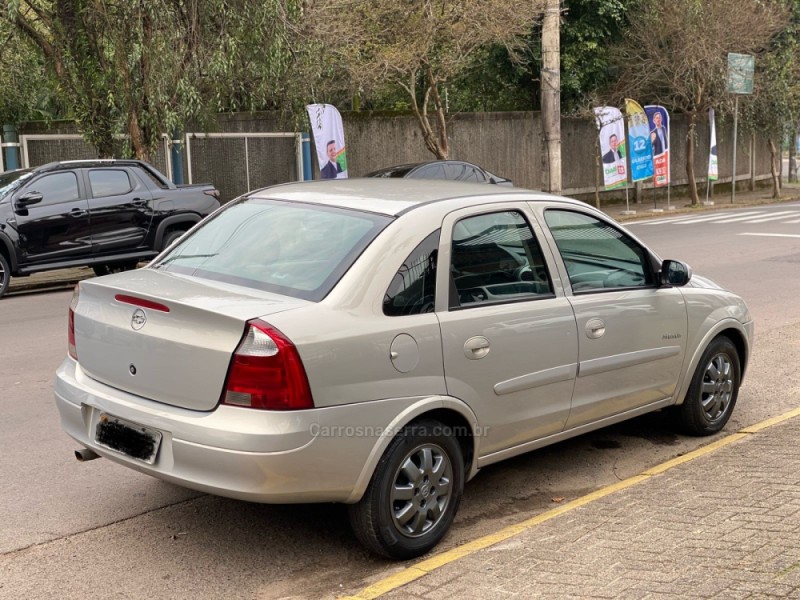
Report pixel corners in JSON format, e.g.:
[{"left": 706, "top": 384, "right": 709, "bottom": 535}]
[
  {"left": 660, "top": 259, "right": 692, "bottom": 287},
  {"left": 15, "top": 191, "right": 43, "bottom": 209}
]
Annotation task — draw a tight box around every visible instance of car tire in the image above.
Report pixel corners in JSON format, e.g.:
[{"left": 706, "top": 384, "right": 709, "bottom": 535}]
[
  {"left": 0, "top": 252, "right": 10, "bottom": 298},
  {"left": 675, "top": 336, "right": 740, "bottom": 436},
  {"left": 348, "top": 419, "right": 464, "bottom": 560},
  {"left": 92, "top": 261, "right": 139, "bottom": 277},
  {"left": 161, "top": 230, "right": 186, "bottom": 251}
]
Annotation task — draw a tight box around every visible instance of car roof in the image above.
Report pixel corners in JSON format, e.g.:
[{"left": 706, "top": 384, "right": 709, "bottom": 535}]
[
  {"left": 35, "top": 159, "right": 148, "bottom": 172},
  {"left": 368, "top": 160, "right": 480, "bottom": 174},
  {"left": 248, "top": 178, "right": 581, "bottom": 217}
]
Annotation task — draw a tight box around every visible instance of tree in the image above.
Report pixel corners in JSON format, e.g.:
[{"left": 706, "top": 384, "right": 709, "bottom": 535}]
[
  {"left": 740, "top": 2, "right": 800, "bottom": 198},
  {"left": 0, "top": 21, "right": 61, "bottom": 126},
  {"left": 610, "top": 0, "right": 789, "bottom": 205},
  {"left": 306, "top": 0, "right": 547, "bottom": 159},
  {"left": 4, "top": 0, "right": 304, "bottom": 162}
]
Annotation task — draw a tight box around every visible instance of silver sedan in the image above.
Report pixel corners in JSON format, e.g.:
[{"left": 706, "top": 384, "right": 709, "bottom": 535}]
[{"left": 55, "top": 179, "right": 752, "bottom": 559}]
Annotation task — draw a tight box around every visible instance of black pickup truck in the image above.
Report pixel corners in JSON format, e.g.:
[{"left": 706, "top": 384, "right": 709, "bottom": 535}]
[{"left": 0, "top": 159, "right": 220, "bottom": 297}]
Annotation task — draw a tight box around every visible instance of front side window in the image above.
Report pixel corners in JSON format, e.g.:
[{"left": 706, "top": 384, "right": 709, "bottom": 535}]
[
  {"left": 89, "top": 169, "right": 132, "bottom": 197},
  {"left": 384, "top": 230, "right": 439, "bottom": 316},
  {"left": 450, "top": 211, "right": 553, "bottom": 309},
  {"left": 28, "top": 172, "right": 80, "bottom": 205},
  {"left": 544, "top": 209, "right": 653, "bottom": 292},
  {"left": 154, "top": 199, "right": 391, "bottom": 301}
]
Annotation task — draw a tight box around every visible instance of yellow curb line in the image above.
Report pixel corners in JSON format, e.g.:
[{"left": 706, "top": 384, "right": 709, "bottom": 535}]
[{"left": 341, "top": 408, "right": 800, "bottom": 600}]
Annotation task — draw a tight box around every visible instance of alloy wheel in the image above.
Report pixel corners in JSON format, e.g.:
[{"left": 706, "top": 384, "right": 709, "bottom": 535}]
[
  {"left": 700, "top": 353, "right": 734, "bottom": 424},
  {"left": 390, "top": 443, "right": 453, "bottom": 538}
]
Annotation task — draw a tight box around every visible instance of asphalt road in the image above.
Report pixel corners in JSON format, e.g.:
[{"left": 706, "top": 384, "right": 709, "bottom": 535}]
[{"left": 1, "top": 203, "right": 799, "bottom": 599}]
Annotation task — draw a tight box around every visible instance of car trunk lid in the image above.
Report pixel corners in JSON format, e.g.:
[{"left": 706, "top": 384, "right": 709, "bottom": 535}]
[{"left": 72, "top": 268, "right": 310, "bottom": 411}]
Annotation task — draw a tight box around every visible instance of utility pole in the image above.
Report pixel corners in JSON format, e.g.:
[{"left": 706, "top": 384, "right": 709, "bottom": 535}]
[{"left": 541, "top": 0, "right": 561, "bottom": 193}]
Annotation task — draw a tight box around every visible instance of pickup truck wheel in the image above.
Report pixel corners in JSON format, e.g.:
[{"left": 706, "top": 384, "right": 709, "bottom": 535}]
[
  {"left": 161, "top": 230, "right": 186, "bottom": 251},
  {"left": 0, "top": 253, "right": 10, "bottom": 298},
  {"left": 348, "top": 419, "right": 464, "bottom": 559},
  {"left": 92, "top": 261, "right": 138, "bottom": 277}
]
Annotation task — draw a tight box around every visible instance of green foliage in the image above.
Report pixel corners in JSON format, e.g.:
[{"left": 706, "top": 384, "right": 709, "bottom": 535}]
[
  {"left": 740, "top": 0, "right": 800, "bottom": 136},
  {"left": 3, "top": 0, "right": 305, "bottom": 160},
  {"left": 0, "top": 22, "right": 60, "bottom": 124},
  {"left": 560, "top": 0, "right": 628, "bottom": 112}
]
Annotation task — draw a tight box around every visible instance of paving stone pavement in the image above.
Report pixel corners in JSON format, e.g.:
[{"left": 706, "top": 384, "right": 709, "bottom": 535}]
[{"left": 381, "top": 415, "right": 800, "bottom": 600}]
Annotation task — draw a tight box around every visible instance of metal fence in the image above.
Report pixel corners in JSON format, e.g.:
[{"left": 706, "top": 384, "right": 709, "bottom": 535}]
[
  {"left": 185, "top": 133, "right": 303, "bottom": 201},
  {"left": 19, "top": 134, "right": 172, "bottom": 178}
]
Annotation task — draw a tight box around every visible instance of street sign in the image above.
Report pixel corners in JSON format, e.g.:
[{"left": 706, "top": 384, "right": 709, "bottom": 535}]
[{"left": 727, "top": 53, "right": 754, "bottom": 95}]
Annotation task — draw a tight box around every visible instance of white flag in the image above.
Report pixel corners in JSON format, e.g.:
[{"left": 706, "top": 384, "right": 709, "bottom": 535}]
[{"left": 306, "top": 104, "right": 348, "bottom": 180}]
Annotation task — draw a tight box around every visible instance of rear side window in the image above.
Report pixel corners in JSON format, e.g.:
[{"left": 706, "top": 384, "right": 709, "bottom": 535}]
[
  {"left": 89, "top": 169, "right": 132, "bottom": 196},
  {"left": 450, "top": 211, "right": 553, "bottom": 309},
  {"left": 154, "top": 199, "right": 391, "bottom": 301},
  {"left": 384, "top": 230, "right": 440, "bottom": 316}
]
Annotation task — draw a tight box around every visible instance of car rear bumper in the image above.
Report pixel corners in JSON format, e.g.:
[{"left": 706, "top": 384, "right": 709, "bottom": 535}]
[{"left": 54, "top": 358, "right": 419, "bottom": 503}]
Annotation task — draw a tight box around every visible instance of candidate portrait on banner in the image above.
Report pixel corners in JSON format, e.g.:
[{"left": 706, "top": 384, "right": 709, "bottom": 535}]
[
  {"left": 594, "top": 106, "right": 628, "bottom": 190},
  {"left": 649, "top": 111, "right": 668, "bottom": 156},
  {"left": 645, "top": 105, "right": 670, "bottom": 188},
  {"left": 306, "top": 104, "right": 348, "bottom": 180}
]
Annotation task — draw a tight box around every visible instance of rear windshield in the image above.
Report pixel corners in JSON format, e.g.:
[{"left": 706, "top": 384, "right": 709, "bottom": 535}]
[{"left": 153, "top": 198, "right": 392, "bottom": 301}]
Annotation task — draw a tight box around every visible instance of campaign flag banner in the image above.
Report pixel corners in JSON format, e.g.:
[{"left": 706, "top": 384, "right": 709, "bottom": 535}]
[
  {"left": 306, "top": 104, "right": 348, "bottom": 179},
  {"left": 594, "top": 106, "right": 627, "bottom": 190},
  {"left": 624, "top": 99, "right": 654, "bottom": 182},
  {"left": 645, "top": 105, "right": 670, "bottom": 187},
  {"left": 708, "top": 108, "right": 719, "bottom": 181}
]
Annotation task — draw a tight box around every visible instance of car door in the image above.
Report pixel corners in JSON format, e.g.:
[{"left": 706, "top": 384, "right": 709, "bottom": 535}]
[
  {"left": 538, "top": 206, "right": 688, "bottom": 429},
  {"left": 436, "top": 204, "right": 578, "bottom": 459},
  {"left": 13, "top": 170, "right": 92, "bottom": 264},
  {"left": 85, "top": 167, "right": 154, "bottom": 254}
]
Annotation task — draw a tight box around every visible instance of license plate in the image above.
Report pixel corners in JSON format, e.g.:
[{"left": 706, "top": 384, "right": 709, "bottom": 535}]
[{"left": 95, "top": 413, "right": 162, "bottom": 464}]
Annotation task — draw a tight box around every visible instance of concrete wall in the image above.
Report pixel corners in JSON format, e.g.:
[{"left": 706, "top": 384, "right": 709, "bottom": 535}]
[
  {"left": 16, "top": 110, "right": 778, "bottom": 203},
  {"left": 340, "top": 111, "right": 776, "bottom": 199}
]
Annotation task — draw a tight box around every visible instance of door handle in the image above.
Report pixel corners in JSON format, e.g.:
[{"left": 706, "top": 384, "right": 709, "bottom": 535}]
[
  {"left": 585, "top": 318, "right": 606, "bottom": 339},
  {"left": 464, "top": 336, "right": 491, "bottom": 360},
  {"left": 69, "top": 208, "right": 88, "bottom": 218},
  {"left": 132, "top": 198, "right": 147, "bottom": 207}
]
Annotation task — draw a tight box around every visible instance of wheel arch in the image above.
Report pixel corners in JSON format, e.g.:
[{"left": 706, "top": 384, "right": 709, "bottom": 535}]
[
  {"left": 154, "top": 214, "right": 202, "bottom": 250},
  {"left": 673, "top": 319, "right": 751, "bottom": 407},
  {"left": 0, "top": 233, "right": 18, "bottom": 273},
  {"left": 345, "top": 396, "right": 480, "bottom": 504}
]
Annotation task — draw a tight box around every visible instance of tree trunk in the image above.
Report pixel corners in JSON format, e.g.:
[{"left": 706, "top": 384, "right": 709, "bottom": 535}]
[
  {"left": 406, "top": 70, "right": 448, "bottom": 160},
  {"left": 541, "top": 0, "right": 561, "bottom": 193},
  {"left": 686, "top": 113, "right": 699, "bottom": 205},
  {"left": 128, "top": 110, "right": 150, "bottom": 163},
  {"left": 769, "top": 137, "right": 780, "bottom": 198},
  {"left": 789, "top": 126, "right": 797, "bottom": 183}
]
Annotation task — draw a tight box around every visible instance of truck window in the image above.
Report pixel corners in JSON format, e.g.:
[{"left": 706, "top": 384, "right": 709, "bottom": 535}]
[{"left": 89, "top": 169, "right": 132, "bottom": 196}]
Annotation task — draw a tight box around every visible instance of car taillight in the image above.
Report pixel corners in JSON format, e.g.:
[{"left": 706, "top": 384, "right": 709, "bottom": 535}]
[
  {"left": 68, "top": 285, "right": 79, "bottom": 360},
  {"left": 221, "top": 319, "right": 314, "bottom": 410}
]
